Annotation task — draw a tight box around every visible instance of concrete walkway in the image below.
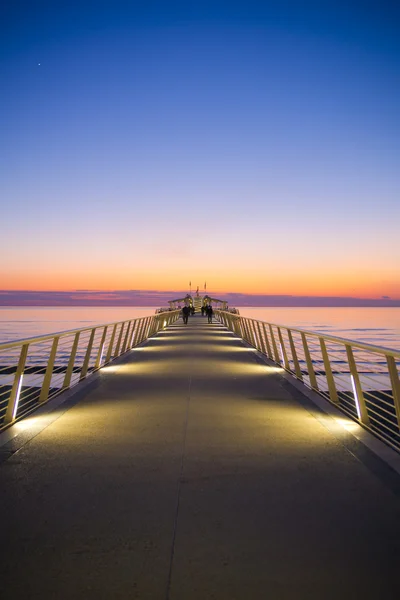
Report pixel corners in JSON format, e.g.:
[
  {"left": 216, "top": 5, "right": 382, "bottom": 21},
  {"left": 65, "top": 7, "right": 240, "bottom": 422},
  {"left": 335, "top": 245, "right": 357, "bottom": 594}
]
[{"left": 1, "top": 315, "right": 400, "bottom": 599}]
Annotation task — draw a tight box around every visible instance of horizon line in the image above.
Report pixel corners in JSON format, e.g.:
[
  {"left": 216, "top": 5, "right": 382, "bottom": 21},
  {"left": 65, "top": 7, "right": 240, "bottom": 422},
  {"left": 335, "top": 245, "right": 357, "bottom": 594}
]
[{"left": 0, "top": 289, "right": 399, "bottom": 307}]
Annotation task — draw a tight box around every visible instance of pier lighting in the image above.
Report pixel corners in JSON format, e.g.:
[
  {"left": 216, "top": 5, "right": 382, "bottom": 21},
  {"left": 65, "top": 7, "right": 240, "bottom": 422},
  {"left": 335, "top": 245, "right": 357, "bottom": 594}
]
[
  {"left": 13, "top": 376, "right": 23, "bottom": 420},
  {"left": 350, "top": 374, "right": 361, "bottom": 420},
  {"left": 279, "top": 343, "right": 285, "bottom": 365},
  {"left": 99, "top": 343, "right": 105, "bottom": 365}
]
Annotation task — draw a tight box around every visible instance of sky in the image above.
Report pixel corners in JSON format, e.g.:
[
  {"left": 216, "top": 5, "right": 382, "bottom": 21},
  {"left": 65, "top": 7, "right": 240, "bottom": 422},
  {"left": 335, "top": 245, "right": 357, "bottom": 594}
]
[{"left": 1, "top": 0, "right": 399, "bottom": 302}]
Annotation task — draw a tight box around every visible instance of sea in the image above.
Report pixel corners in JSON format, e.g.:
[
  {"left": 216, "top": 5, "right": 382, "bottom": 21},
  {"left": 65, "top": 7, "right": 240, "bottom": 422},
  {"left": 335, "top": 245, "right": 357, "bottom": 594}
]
[{"left": 1, "top": 306, "right": 400, "bottom": 350}]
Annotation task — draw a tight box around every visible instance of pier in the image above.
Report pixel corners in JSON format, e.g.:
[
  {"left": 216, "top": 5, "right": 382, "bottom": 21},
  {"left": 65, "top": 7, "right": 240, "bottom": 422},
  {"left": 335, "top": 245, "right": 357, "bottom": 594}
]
[{"left": 1, "top": 305, "right": 400, "bottom": 599}]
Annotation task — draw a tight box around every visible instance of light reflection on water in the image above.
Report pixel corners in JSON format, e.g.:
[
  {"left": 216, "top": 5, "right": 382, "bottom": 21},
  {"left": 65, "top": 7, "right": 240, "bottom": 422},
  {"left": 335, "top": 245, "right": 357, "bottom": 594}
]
[{"left": 0, "top": 306, "right": 399, "bottom": 350}]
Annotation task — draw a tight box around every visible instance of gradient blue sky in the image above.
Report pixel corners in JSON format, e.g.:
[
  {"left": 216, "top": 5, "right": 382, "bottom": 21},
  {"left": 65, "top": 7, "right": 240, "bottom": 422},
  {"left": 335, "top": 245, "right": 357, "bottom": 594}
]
[{"left": 1, "top": 0, "right": 399, "bottom": 299}]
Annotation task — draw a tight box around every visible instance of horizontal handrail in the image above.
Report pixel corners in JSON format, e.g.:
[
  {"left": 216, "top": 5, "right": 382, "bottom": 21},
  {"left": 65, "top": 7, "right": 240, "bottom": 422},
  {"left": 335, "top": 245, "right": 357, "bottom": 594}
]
[
  {"left": 218, "top": 313, "right": 400, "bottom": 358},
  {"left": 0, "top": 320, "right": 143, "bottom": 351},
  {"left": 215, "top": 310, "right": 400, "bottom": 453},
  {"left": 0, "top": 310, "right": 181, "bottom": 431}
]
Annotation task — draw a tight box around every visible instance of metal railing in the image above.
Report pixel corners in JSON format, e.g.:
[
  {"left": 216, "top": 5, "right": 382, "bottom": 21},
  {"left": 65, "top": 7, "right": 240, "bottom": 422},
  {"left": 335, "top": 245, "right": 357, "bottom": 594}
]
[
  {"left": 0, "top": 310, "right": 180, "bottom": 430},
  {"left": 216, "top": 310, "right": 400, "bottom": 452}
]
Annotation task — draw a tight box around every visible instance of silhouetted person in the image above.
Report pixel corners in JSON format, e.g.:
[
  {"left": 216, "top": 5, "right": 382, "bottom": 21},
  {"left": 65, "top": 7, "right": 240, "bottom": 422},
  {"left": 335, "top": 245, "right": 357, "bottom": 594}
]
[
  {"left": 206, "top": 304, "right": 213, "bottom": 323},
  {"left": 182, "top": 305, "right": 190, "bottom": 325},
  {"left": 201, "top": 306, "right": 205, "bottom": 317}
]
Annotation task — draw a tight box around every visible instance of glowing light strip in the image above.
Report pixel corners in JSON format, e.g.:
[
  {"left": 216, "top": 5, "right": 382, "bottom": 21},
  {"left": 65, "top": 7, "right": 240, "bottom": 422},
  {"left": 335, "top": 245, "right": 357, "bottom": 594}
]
[
  {"left": 350, "top": 374, "right": 361, "bottom": 420},
  {"left": 279, "top": 343, "right": 285, "bottom": 365},
  {"left": 12, "top": 376, "right": 23, "bottom": 420},
  {"left": 99, "top": 343, "right": 105, "bottom": 365}
]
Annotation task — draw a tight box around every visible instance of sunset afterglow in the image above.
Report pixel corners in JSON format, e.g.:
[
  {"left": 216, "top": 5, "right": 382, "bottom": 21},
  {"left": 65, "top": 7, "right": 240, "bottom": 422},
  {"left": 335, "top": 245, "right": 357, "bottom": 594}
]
[{"left": 1, "top": 1, "right": 399, "bottom": 303}]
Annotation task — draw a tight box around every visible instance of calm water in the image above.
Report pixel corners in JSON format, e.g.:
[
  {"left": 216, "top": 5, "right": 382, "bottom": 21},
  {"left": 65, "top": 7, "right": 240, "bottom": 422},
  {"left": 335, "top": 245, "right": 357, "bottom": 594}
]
[{"left": 0, "top": 306, "right": 400, "bottom": 350}]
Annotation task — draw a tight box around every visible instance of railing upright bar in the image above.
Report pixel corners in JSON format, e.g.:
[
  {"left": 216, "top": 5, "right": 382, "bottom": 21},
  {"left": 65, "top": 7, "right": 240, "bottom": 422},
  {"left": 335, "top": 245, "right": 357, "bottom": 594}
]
[
  {"left": 149, "top": 317, "right": 157, "bottom": 336},
  {"left": 80, "top": 328, "right": 96, "bottom": 380},
  {"left": 153, "top": 316, "right": 160, "bottom": 335},
  {"left": 121, "top": 321, "right": 132, "bottom": 354},
  {"left": 345, "top": 345, "right": 370, "bottom": 425},
  {"left": 63, "top": 332, "right": 80, "bottom": 389},
  {"left": 114, "top": 322, "right": 125, "bottom": 357},
  {"left": 319, "top": 338, "right": 338, "bottom": 403},
  {"left": 4, "top": 343, "right": 29, "bottom": 424},
  {"left": 262, "top": 323, "right": 272, "bottom": 359},
  {"left": 301, "top": 332, "right": 318, "bottom": 390},
  {"left": 129, "top": 320, "right": 137, "bottom": 349},
  {"left": 253, "top": 321, "right": 261, "bottom": 350},
  {"left": 277, "top": 327, "right": 289, "bottom": 370},
  {"left": 105, "top": 324, "right": 118, "bottom": 363},
  {"left": 239, "top": 316, "right": 246, "bottom": 339},
  {"left": 235, "top": 316, "right": 242, "bottom": 337},
  {"left": 288, "top": 329, "right": 303, "bottom": 380},
  {"left": 243, "top": 319, "right": 252, "bottom": 344},
  {"left": 256, "top": 321, "right": 267, "bottom": 355},
  {"left": 95, "top": 327, "right": 108, "bottom": 370},
  {"left": 144, "top": 317, "right": 151, "bottom": 340},
  {"left": 245, "top": 319, "right": 252, "bottom": 343},
  {"left": 138, "top": 318, "right": 146, "bottom": 343},
  {"left": 269, "top": 325, "right": 280, "bottom": 363},
  {"left": 136, "top": 319, "right": 144, "bottom": 344},
  {"left": 39, "top": 336, "right": 60, "bottom": 403},
  {"left": 148, "top": 316, "right": 155, "bottom": 336},
  {"left": 386, "top": 356, "right": 400, "bottom": 430},
  {"left": 249, "top": 321, "right": 257, "bottom": 347}
]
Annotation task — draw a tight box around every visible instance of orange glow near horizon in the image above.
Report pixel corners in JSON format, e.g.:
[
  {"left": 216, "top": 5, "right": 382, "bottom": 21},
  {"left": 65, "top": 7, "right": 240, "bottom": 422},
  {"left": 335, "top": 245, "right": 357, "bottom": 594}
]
[{"left": 1, "top": 264, "right": 399, "bottom": 299}]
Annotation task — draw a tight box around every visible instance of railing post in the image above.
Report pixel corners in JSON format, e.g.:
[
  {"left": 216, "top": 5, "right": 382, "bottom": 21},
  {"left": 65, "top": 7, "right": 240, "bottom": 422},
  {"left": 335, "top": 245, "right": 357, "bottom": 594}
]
[
  {"left": 262, "top": 323, "right": 272, "bottom": 360},
  {"left": 129, "top": 320, "right": 137, "bottom": 349},
  {"left": 137, "top": 319, "right": 145, "bottom": 343},
  {"left": 386, "top": 355, "right": 400, "bottom": 430},
  {"left": 244, "top": 319, "right": 252, "bottom": 344},
  {"left": 277, "top": 327, "right": 289, "bottom": 370},
  {"left": 80, "top": 328, "right": 96, "bottom": 380},
  {"left": 148, "top": 316, "right": 155, "bottom": 336},
  {"left": 256, "top": 321, "right": 266, "bottom": 355},
  {"left": 269, "top": 325, "right": 280, "bottom": 363},
  {"left": 252, "top": 321, "right": 261, "bottom": 350},
  {"left": 95, "top": 327, "right": 108, "bottom": 369},
  {"left": 256, "top": 321, "right": 267, "bottom": 355},
  {"left": 234, "top": 316, "right": 242, "bottom": 337},
  {"left": 301, "top": 332, "right": 318, "bottom": 390},
  {"left": 288, "top": 329, "right": 303, "bottom": 380},
  {"left": 121, "top": 321, "right": 132, "bottom": 354},
  {"left": 114, "top": 323, "right": 125, "bottom": 357},
  {"left": 105, "top": 324, "right": 118, "bottom": 363},
  {"left": 346, "top": 345, "right": 370, "bottom": 425},
  {"left": 4, "top": 343, "right": 29, "bottom": 424},
  {"left": 149, "top": 316, "right": 156, "bottom": 336},
  {"left": 152, "top": 316, "right": 160, "bottom": 335},
  {"left": 143, "top": 317, "right": 151, "bottom": 340},
  {"left": 39, "top": 336, "right": 60, "bottom": 403},
  {"left": 63, "top": 332, "right": 80, "bottom": 388},
  {"left": 237, "top": 317, "right": 244, "bottom": 339},
  {"left": 319, "top": 338, "right": 338, "bottom": 403}
]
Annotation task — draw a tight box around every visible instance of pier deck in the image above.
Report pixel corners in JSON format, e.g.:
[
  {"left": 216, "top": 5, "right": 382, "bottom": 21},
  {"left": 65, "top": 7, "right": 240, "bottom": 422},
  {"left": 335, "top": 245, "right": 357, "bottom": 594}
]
[{"left": 1, "top": 316, "right": 400, "bottom": 599}]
